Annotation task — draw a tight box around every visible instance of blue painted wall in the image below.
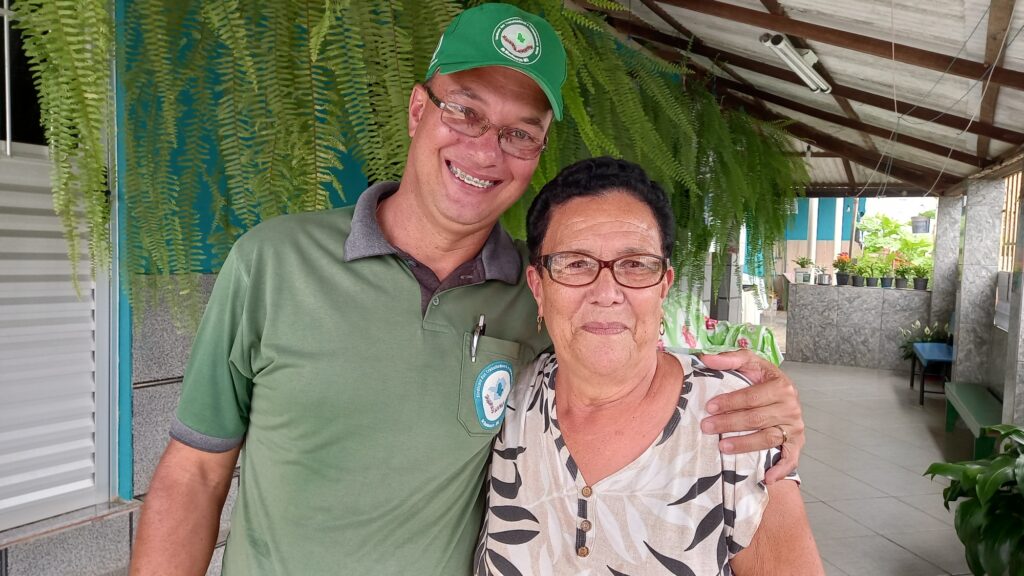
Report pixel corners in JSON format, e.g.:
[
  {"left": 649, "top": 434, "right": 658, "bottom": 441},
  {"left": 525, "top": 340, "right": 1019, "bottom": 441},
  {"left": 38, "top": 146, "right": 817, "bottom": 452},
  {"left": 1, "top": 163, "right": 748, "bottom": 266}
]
[{"left": 787, "top": 197, "right": 869, "bottom": 242}]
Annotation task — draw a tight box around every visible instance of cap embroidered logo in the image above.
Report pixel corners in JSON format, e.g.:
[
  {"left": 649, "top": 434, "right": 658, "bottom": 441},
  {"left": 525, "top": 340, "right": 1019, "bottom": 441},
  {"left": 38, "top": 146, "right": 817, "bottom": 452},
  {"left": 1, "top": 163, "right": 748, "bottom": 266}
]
[{"left": 492, "top": 18, "right": 540, "bottom": 64}]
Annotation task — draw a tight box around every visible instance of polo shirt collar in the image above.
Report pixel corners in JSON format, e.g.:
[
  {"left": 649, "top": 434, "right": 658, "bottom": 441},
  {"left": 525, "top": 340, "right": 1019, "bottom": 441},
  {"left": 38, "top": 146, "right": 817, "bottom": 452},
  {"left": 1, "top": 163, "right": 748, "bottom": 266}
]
[{"left": 344, "top": 181, "right": 522, "bottom": 285}]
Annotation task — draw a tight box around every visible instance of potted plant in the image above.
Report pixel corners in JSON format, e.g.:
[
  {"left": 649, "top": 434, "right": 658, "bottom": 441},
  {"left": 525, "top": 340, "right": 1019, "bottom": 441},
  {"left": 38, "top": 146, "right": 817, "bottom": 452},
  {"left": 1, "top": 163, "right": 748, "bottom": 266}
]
[
  {"left": 880, "top": 263, "right": 895, "bottom": 288},
  {"left": 925, "top": 424, "right": 1024, "bottom": 575},
  {"left": 833, "top": 252, "right": 853, "bottom": 285},
  {"left": 793, "top": 256, "right": 815, "bottom": 284},
  {"left": 899, "top": 319, "right": 951, "bottom": 359},
  {"left": 815, "top": 265, "right": 832, "bottom": 285},
  {"left": 894, "top": 263, "right": 914, "bottom": 289},
  {"left": 911, "top": 209, "right": 936, "bottom": 234},
  {"left": 912, "top": 262, "right": 932, "bottom": 290},
  {"left": 851, "top": 260, "right": 867, "bottom": 287},
  {"left": 858, "top": 257, "right": 881, "bottom": 287}
]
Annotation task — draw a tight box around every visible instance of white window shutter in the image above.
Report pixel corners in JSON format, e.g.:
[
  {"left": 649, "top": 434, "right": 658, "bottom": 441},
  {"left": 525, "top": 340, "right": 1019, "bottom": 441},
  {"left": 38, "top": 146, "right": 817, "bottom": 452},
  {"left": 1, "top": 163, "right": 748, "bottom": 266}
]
[{"left": 0, "top": 147, "right": 109, "bottom": 531}]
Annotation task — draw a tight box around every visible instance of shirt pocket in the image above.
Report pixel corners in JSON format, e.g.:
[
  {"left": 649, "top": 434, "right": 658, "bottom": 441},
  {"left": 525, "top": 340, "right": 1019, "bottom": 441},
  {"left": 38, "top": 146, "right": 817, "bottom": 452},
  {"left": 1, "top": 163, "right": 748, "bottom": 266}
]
[{"left": 457, "top": 332, "right": 522, "bottom": 437}]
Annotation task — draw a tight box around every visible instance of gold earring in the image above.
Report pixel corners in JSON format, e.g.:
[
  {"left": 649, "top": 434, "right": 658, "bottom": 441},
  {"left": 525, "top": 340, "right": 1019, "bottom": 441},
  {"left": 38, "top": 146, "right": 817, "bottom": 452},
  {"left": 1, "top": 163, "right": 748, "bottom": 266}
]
[
  {"left": 660, "top": 318, "right": 666, "bottom": 336},
  {"left": 537, "top": 315, "right": 544, "bottom": 333}
]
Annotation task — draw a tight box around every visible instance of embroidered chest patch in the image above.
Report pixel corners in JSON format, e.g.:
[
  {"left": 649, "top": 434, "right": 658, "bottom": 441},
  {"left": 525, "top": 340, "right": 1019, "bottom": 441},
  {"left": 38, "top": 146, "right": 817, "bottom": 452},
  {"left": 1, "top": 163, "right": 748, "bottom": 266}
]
[{"left": 474, "top": 360, "right": 513, "bottom": 430}]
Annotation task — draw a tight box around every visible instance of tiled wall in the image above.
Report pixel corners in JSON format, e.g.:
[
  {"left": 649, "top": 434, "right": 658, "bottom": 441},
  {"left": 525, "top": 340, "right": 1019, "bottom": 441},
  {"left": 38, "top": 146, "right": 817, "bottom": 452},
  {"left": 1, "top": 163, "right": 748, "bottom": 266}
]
[
  {"left": 786, "top": 283, "right": 931, "bottom": 371},
  {"left": 930, "top": 196, "right": 962, "bottom": 326},
  {"left": 0, "top": 275, "right": 227, "bottom": 576},
  {"left": 953, "top": 180, "right": 1004, "bottom": 383}
]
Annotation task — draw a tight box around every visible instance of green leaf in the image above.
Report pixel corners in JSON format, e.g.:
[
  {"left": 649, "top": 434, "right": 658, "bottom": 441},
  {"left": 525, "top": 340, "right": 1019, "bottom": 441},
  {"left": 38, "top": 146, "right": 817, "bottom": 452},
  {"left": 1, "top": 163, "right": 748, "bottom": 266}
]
[
  {"left": 1016, "top": 453, "right": 1024, "bottom": 495},
  {"left": 926, "top": 462, "right": 966, "bottom": 482},
  {"left": 976, "top": 455, "right": 1016, "bottom": 505}
]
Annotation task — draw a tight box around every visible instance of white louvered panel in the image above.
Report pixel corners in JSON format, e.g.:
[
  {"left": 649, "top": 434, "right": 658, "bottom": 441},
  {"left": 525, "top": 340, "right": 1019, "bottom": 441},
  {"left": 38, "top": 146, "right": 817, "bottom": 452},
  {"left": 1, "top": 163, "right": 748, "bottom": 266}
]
[
  {"left": 0, "top": 213, "right": 68, "bottom": 233},
  {"left": 0, "top": 335, "right": 96, "bottom": 360},
  {"left": 0, "top": 148, "right": 103, "bottom": 532}
]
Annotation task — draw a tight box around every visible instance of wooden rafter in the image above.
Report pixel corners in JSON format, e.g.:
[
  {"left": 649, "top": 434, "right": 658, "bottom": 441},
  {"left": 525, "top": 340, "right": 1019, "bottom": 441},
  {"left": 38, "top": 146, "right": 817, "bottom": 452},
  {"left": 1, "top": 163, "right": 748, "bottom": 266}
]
[
  {"left": 842, "top": 159, "right": 857, "bottom": 188},
  {"left": 756, "top": 0, "right": 877, "bottom": 152},
  {"left": 977, "top": 0, "right": 1017, "bottom": 160},
  {"left": 805, "top": 185, "right": 930, "bottom": 197},
  {"left": 708, "top": 74, "right": 982, "bottom": 166},
  {"left": 605, "top": 16, "right": 1024, "bottom": 145},
  {"left": 659, "top": 0, "right": 1024, "bottom": 90},
  {"left": 722, "top": 94, "right": 961, "bottom": 192}
]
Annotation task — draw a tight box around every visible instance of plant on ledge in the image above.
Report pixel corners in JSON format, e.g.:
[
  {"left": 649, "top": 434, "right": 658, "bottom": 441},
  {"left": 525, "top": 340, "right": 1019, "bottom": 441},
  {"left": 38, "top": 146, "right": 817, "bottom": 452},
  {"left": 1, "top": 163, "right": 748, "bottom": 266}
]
[
  {"left": 793, "top": 256, "right": 814, "bottom": 269},
  {"left": 833, "top": 252, "right": 852, "bottom": 273},
  {"left": 926, "top": 425, "right": 1024, "bottom": 575},
  {"left": 898, "top": 319, "right": 951, "bottom": 360}
]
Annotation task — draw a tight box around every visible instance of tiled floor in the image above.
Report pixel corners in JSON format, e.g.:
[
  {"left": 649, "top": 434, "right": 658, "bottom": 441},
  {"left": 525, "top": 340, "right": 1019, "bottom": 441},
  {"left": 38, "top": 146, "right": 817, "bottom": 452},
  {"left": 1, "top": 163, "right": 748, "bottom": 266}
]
[{"left": 784, "top": 361, "right": 975, "bottom": 576}]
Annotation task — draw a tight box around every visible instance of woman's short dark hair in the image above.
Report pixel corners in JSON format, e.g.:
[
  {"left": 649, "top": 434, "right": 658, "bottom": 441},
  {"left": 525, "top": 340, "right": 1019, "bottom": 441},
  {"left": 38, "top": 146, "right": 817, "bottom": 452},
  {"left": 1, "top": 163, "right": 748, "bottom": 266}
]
[{"left": 526, "top": 157, "right": 675, "bottom": 263}]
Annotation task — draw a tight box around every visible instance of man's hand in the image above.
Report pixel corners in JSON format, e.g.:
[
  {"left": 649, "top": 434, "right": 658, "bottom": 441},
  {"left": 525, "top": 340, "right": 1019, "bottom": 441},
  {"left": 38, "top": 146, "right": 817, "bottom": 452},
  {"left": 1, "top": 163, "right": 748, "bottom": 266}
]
[{"left": 698, "top": 349, "right": 804, "bottom": 484}]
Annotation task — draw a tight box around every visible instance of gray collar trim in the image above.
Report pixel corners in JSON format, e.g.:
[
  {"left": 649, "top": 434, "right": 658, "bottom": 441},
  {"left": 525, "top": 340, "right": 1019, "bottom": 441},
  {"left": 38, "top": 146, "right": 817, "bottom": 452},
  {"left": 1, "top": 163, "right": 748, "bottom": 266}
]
[{"left": 344, "top": 181, "right": 522, "bottom": 285}]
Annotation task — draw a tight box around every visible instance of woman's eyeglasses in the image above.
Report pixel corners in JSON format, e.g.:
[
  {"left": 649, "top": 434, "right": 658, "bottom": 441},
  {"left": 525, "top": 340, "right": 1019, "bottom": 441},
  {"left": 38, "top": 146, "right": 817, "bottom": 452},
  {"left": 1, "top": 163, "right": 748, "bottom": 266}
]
[{"left": 537, "top": 252, "right": 669, "bottom": 289}]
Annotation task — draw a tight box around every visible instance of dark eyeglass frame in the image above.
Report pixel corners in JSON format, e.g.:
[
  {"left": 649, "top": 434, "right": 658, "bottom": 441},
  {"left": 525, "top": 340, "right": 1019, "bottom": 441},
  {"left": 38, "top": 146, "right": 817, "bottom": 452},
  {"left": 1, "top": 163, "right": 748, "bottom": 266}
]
[
  {"left": 422, "top": 84, "right": 547, "bottom": 160},
  {"left": 536, "top": 251, "right": 670, "bottom": 289}
]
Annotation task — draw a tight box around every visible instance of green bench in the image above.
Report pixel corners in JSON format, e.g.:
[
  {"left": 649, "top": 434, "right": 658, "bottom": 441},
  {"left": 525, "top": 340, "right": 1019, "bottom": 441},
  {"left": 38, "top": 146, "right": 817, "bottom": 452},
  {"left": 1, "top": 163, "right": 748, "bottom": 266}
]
[{"left": 945, "top": 381, "right": 1003, "bottom": 458}]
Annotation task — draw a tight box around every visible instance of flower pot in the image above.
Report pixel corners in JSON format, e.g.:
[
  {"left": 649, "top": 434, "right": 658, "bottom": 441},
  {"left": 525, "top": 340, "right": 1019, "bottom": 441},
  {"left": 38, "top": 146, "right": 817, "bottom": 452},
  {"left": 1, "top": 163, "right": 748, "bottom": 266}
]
[
  {"left": 895, "top": 277, "right": 909, "bottom": 289},
  {"left": 880, "top": 276, "right": 894, "bottom": 288},
  {"left": 794, "top": 268, "right": 814, "bottom": 284},
  {"left": 836, "top": 272, "right": 850, "bottom": 286},
  {"left": 851, "top": 275, "right": 865, "bottom": 287},
  {"left": 816, "top": 273, "right": 832, "bottom": 285},
  {"left": 911, "top": 216, "right": 930, "bottom": 234},
  {"left": 913, "top": 277, "right": 929, "bottom": 290},
  {"left": 866, "top": 277, "right": 879, "bottom": 287}
]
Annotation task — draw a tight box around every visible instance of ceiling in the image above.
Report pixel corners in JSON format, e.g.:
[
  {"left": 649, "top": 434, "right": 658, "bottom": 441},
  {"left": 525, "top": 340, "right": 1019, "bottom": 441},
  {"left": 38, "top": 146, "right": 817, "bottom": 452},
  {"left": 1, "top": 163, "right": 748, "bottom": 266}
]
[{"left": 579, "top": 0, "right": 1024, "bottom": 197}]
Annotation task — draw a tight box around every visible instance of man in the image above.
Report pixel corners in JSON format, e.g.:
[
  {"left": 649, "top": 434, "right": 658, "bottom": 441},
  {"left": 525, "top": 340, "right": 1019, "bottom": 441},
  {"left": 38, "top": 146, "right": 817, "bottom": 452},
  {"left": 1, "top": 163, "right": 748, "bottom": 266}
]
[{"left": 131, "top": 4, "right": 804, "bottom": 575}]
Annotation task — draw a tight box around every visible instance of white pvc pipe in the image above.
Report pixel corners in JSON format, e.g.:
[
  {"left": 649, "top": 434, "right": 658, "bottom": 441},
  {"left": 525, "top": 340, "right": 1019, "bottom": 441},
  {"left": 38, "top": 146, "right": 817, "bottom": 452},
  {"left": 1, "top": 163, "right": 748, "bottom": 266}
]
[
  {"left": 807, "top": 197, "right": 819, "bottom": 266},
  {"left": 3, "top": 0, "right": 12, "bottom": 156}
]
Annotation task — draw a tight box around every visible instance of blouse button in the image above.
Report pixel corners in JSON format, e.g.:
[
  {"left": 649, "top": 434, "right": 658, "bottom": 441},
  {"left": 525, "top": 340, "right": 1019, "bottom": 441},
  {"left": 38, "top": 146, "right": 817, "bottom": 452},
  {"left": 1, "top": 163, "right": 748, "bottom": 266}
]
[
  {"left": 580, "top": 520, "right": 592, "bottom": 532},
  {"left": 581, "top": 486, "right": 593, "bottom": 497},
  {"left": 577, "top": 546, "right": 590, "bottom": 558}
]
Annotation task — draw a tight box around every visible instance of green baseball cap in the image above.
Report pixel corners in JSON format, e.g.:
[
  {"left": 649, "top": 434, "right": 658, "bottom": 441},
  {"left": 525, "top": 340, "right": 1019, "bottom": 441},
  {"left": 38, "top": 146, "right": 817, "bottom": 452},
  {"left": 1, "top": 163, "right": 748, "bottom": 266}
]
[{"left": 426, "top": 3, "right": 567, "bottom": 120}]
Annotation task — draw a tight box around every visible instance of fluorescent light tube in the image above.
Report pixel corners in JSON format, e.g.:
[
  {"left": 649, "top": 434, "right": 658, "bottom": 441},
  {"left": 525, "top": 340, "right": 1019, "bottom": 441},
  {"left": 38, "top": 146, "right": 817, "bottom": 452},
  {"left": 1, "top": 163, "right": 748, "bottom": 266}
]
[{"left": 760, "top": 33, "right": 832, "bottom": 94}]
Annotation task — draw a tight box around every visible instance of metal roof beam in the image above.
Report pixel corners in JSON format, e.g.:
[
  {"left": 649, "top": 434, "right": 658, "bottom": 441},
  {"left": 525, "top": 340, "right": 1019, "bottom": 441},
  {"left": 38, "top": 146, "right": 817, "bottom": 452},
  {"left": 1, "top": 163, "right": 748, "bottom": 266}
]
[{"left": 658, "top": 0, "right": 1024, "bottom": 90}]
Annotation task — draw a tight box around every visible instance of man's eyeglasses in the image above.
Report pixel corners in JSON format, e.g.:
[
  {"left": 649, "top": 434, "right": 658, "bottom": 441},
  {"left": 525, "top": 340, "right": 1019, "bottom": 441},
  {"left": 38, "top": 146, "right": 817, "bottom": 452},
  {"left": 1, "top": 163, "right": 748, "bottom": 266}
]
[
  {"left": 537, "top": 252, "right": 670, "bottom": 289},
  {"left": 423, "top": 84, "right": 547, "bottom": 160}
]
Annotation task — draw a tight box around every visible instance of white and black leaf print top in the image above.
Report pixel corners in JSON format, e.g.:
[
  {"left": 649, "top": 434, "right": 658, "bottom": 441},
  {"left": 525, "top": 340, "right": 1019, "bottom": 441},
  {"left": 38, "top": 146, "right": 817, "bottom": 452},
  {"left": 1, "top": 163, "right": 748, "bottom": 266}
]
[{"left": 475, "top": 352, "right": 795, "bottom": 576}]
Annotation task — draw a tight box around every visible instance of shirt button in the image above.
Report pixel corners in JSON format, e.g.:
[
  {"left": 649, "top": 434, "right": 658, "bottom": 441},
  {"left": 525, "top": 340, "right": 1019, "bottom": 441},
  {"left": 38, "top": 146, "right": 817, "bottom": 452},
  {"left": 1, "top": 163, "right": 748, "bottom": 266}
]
[
  {"left": 580, "top": 520, "right": 592, "bottom": 532},
  {"left": 577, "top": 546, "right": 590, "bottom": 558},
  {"left": 431, "top": 296, "right": 440, "bottom": 306},
  {"left": 581, "top": 486, "right": 593, "bottom": 497}
]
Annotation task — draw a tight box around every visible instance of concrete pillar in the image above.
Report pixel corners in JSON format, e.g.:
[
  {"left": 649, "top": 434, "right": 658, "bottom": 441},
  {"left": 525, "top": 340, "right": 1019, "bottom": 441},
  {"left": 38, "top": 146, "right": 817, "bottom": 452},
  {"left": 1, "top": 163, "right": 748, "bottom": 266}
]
[
  {"left": 930, "top": 196, "right": 963, "bottom": 326},
  {"left": 1003, "top": 184, "right": 1024, "bottom": 425},
  {"left": 952, "top": 179, "right": 1005, "bottom": 383},
  {"left": 833, "top": 198, "right": 844, "bottom": 260},
  {"left": 807, "top": 198, "right": 818, "bottom": 266}
]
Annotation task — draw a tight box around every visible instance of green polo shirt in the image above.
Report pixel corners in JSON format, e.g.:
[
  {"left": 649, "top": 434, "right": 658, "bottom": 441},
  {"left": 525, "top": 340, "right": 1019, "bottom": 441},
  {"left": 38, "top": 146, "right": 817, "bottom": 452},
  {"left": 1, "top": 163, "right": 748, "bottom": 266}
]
[{"left": 172, "top": 183, "right": 549, "bottom": 575}]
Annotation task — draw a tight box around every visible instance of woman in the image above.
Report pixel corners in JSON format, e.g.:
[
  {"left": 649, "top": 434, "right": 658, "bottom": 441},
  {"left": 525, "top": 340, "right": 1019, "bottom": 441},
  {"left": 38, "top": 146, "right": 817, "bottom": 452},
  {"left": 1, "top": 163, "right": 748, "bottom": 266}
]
[{"left": 476, "top": 157, "right": 822, "bottom": 575}]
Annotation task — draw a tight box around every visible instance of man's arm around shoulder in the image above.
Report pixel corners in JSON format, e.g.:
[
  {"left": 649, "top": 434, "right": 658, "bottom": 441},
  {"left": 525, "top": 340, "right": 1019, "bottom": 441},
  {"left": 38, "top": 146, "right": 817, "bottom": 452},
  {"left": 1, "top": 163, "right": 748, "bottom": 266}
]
[{"left": 130, "top": 439, "right": 240, "bottom": 576}]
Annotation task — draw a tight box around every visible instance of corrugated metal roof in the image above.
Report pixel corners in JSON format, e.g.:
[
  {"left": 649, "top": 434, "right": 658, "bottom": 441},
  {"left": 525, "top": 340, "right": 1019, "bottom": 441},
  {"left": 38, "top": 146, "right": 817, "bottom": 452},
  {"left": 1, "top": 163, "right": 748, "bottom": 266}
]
[{"left": 590, "top": 0, "right": 1024, "bottom": 195}]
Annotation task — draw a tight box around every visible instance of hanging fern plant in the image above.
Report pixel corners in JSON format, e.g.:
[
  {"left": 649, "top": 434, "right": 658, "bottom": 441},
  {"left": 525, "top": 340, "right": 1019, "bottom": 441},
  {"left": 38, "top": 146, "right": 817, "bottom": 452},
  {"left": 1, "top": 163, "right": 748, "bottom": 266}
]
[
  {"left": 19, "top": 0, "right": 807, "bottom": 326},
  {"left": 12, "top": 0, "right": 113, "bottom": 286}
]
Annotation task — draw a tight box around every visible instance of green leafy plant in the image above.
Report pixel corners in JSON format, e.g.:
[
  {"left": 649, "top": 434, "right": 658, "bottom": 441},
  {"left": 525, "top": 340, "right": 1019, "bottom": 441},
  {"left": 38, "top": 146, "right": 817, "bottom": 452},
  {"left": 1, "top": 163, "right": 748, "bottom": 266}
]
[
  {"left": 12, "top": 0, "right": 113, "bottom": 286},
  {"left": 793, "top": 256, "right": 814, "bottom": 268},
  {"left": 20, "top": 0, "right": 808, "bottom": 325},
  {"left": 894, "top": 263, "right": 915, "bottom": 280},
  {"left": 898, "top": 319, "right": 951, "bottom": 359},
  {"left": 855, "top": 256, "right": 884, "bottom": 278},
  {"left": 926, "top": 425, "right": 1024, "bottom": 575},
  {"left": 913, "top": 261, "right": 933, "bottom": 279},
  {"left": 918, "top": 209, "right": 936, "bottom": 220}
]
